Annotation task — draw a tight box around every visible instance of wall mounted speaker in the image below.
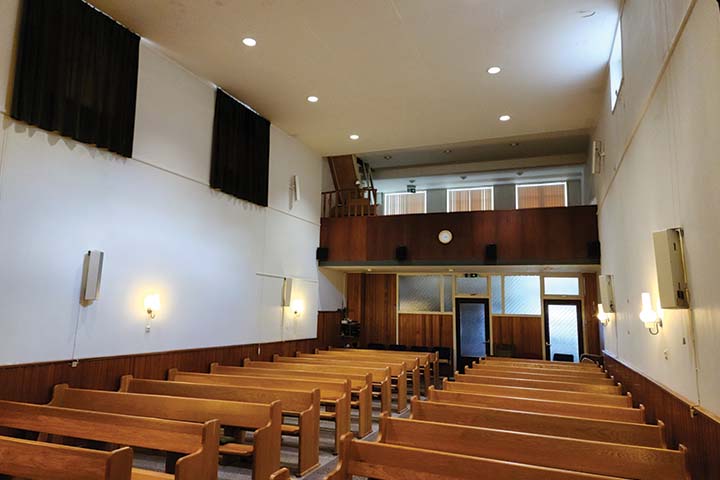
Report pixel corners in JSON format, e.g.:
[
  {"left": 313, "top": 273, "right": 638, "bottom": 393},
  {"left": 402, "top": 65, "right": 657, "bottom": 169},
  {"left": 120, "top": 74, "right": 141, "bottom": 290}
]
[
  {"left": 395, "top": 246, "right": 408, "bottom": 261},
  {"left": 81, "top": 250, "right": 104, "bottom": 302},
  {"left": 485, "top": 244, "right": 498, "bottom": 263},
  {"left": 282, "top": 278, "right": 293, "bottom": 307},
  {"left": 587, "top": 241, "right": 601, "bottom": 260},
  {"left": 316, "top": 247, "right": 329, "bottom": 261}
]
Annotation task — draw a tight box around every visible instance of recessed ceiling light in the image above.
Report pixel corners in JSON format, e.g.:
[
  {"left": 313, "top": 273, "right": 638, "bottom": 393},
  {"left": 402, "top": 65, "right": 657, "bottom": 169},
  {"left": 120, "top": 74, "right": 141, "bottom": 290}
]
[
  {"left": 510, "top": 142, "right": 520, "bottom": 147},
  {"left": 242, "top": 37, "right": 257, "bottom": 47},
  {"left": 349, "top": 134, "right": 360, "bottom": 140},
  {"left": 487, "top": 66, "right": 501, "bottom": 75},
  {"left": 443, "top": 149, "right": 452, "bottom": 154},
  {"left": 499, "top": 114, "right": 511, "bottom": 122},
  {"left": 460, "top": 175, "right": 467, "bottom": 180},
  {"left": 383, "top": 155, "right": 392, "bottom": 160},
  {"left": 307, "top": 95, "right": 319, "bottom": 103}
]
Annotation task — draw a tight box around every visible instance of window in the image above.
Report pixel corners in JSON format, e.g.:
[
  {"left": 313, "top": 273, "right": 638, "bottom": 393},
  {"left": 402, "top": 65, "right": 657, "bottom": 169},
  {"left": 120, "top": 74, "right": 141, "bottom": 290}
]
[
  {"left": 384, "top": 191, "right": 426, "bottom": 215},
  {"left": 503, "top": 275, "right": 541, "bottom": 315},
  {"left": 544, "top": 277, "right": 580, "bottom": 296},
  {"left": 456, "top": 276, "right": 488, "bottom": 296},
  {"left": 398, "top": 274, "right": 453, "bottom": 313},
  {"left": 516, "top": 182, "right": 567, "bottom": 209},
  {"left": 609, "top": 18, "right": 623, "bottom": 111},
  {"left": 447, "top": 187, "right": 494, "bottom": 212}
]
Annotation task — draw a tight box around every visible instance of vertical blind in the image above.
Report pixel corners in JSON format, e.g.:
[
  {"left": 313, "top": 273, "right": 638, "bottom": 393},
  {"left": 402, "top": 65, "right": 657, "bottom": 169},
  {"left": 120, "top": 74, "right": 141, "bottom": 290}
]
[
  {"left": 11, "top": 0, "right": 140, "bottom": 158},
  {"left": 448, "top": 188, "right": 493, "bottom": 212},
  {"left": 210, "top": 89, "right": 271, "bottom": 207},
  {"left": 384, "top": 192, "right": 426, "bottom": 215},
  {"left": 516, "top": 183, "right": 567, "bottom": 209}
]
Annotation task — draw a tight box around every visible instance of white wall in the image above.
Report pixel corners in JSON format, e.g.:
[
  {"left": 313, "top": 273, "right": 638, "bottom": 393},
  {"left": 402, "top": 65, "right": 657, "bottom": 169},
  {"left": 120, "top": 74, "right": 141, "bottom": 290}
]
[
  {"left": 0, "top": 1, "right": 322, "bottom": 365},
  {"left": 593, "top": 0, "right": 720, "bottom": 414}
]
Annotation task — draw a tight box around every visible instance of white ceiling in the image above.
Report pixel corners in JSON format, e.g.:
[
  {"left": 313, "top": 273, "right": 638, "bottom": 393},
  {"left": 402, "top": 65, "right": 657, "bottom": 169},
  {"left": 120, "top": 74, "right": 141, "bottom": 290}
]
[{"left": 90, "top": 0, "right": 620, "bottom": 157}]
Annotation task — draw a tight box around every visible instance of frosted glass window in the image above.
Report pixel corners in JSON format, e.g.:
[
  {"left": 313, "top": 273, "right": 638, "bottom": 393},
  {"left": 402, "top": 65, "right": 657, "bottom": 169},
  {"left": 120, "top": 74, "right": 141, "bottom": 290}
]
[
  {"left": 443, "top": 276, "right": 453, "bottom": 312},
  {"left": 456, "top": 276, "right": 488, "bottom": 295},
  {"left": 547, "top": 304, "right": 581, "bottom": 362},
  {"left": 491, "top": 276, "right": 503, "bottom": 313},
  {"left": 544, "top": 277, "right": 580, "bottom": 296},
  {"left": 504, "top": 276, "right": 541, "bottom": 315},
  {"left": 399, "top": 275, "right": 441, "bottom": 312}
]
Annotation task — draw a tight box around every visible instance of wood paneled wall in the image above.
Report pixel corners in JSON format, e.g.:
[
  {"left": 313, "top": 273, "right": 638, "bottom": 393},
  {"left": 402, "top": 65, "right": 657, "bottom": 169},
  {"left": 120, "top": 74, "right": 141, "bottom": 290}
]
[
  {"left": 320, "top": 206, "right": 599, "bottom": 265},
  {"left": 491, "top": 316, "right": 544, "bottom": 359},
  {"left": 582, "top": 273, "right": 601, "bottom": 355},
  {"left": 398, "top": 313, "right": 453, "bottom": 348},
  {"left": 0, "top": 332, "right": 329, "bottom": 404},
  {"left": 346, "top": 273, "right": 397, "bottom": 346},
  {"left": 316, "top": 310, "right": 346, "bottom": 348},
  {"left": 604, "top": 354, "right": 720, "bottom": 479}
]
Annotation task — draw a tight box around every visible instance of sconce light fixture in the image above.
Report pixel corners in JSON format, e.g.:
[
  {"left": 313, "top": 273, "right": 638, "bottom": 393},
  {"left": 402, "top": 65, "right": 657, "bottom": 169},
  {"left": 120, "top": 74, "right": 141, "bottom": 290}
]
[
  {"left": 144, "top": 294, "right": 160, "bottom": 332},
  {"left": 639, "top": 292, "right": 662, "bottom": 335},
  {"left": 290, "top": 298, "right": 304, "bottom": 318},
  {"left": 597, "top": 303, "right": 609, "bottom": 326}
]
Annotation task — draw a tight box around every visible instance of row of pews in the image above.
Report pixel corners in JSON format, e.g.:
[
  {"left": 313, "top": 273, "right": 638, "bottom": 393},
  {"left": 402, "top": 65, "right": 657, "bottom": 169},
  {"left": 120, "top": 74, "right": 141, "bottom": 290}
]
[
  {"left": 0, "top": 347, "right": 435, "bottom": 480},
  {"left": 327, "top": 355, "right": 692, "bottom": 480}
]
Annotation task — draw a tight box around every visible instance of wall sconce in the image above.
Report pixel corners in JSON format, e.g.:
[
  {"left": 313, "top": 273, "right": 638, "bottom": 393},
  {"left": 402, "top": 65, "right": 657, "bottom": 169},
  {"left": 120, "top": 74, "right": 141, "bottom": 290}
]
[
  {"left": 144, "top": 294, "right": 160, "bottom": 332},
  {"left": 597, "top": 303, "right": 610, "bottom": 326},
  {"left": 639, "top": 292, "right": 662, "bottom": 335},
  {"left": 290, "top": 298, "right": 304, "bottom": 318}
]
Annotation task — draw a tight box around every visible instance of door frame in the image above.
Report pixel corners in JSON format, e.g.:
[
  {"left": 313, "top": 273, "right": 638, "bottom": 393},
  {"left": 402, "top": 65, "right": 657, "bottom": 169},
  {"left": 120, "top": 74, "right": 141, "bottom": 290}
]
[
  {"left": 542, "top": 299, "right": 584, "bottom": 361},
  {"left": 454, "top": 297, "right": 491, "bottom": 371}
]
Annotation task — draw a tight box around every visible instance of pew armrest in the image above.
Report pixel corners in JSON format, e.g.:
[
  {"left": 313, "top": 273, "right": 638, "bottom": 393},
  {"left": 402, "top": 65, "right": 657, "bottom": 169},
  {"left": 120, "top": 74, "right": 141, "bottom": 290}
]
[{"left": 270, "top": 467, "right": 292, "bottom": 480}]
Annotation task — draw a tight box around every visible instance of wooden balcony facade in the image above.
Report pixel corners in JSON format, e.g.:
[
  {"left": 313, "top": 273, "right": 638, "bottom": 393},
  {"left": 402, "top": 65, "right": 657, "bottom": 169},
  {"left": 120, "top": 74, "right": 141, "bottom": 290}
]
[{"left": 319, "top": 205, "right": 599, "bottom": 266}]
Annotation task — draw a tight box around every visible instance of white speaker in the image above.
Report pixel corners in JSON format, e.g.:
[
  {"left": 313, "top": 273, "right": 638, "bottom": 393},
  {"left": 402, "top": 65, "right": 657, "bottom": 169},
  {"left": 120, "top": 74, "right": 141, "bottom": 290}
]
[
  {"left": 282, "top": 278, "right": 294, "bottom": 307},
  {"left": 653, "top": 228, "right": 689, "bottom": 309},
  {"left": 81, "top": 250, "right": 104, "bottom": 302},
  {"left": 591, "top": 140, "right": 603, "bottom": 174},
  {"left": 598, "top": 274, "right": 615, "bottom": 313},
  {"left": 292, "top": 175, "right": 300, "bottom": 201}
]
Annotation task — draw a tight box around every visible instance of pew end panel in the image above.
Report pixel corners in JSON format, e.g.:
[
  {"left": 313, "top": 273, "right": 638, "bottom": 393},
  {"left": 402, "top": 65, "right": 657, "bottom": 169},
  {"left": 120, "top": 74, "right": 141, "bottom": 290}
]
[
  {"left": 250, "top": 400, "right": 283, "bottom": 480},
  {"left": 174, "top": 419, "right": 220, "bottom": 480}
]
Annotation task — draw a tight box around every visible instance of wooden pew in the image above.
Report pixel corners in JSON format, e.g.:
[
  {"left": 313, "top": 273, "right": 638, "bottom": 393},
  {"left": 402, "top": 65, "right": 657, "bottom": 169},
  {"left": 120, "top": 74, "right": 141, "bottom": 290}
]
[
  {"left": 169, "top": 369, "right": 351, "bottom": 453},
  {"left": 428, "top": 386, "right": 646, "bottom": 423},
  {"left": 0, "top": 400, "right": 218, "bottom": 480},
  {"left": 275, "top": 354, "right": 408, "bottom": 413},
  {"left": 375, "top": 415, "right": 689, "bottom": 480},
  {"left": 120, "top": 376, "right": 320, "bottom": 476},
  {"left": 467, "top": 365, "right": 616, "bottom": 385},
  {"left": 211, "top": 363, "right": 373, "bottom": 437},
  {"left": 0, "top": 435, "right": 133, "bottom": 480},
  {"left": 481, "top": 356, "right": 602, "bottom": 371},
  {"left": 471, "top": 360, "right": 610, "bottom": 378},
  {"left": 455, "top": 372, "right": 622, "bottom": 395},
  {"left": 48, "top": 384, "right": 281, "bottom": 480},
  {"left": 313, "top": 349, "right": 427, "bottom": 395},
  {"left": 443, "top": 379, "right": 631, "bottom": 407},
  {"left": 327, "top": 347, "right": 438, "bottom": 391},
  {"left": 410, "top": 398, "right": 666, "bottom": 448},
  {"left": 325, "top": 432, "right": 628, "bottom": 480},
  {"left": 239, "top": 359, "right": 391, "bottom": 417}
]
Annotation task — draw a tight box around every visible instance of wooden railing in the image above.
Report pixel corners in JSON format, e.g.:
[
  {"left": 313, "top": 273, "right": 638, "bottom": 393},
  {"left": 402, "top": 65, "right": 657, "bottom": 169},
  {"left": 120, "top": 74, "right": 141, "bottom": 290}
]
[{"left": 322, "top": 187, "right": 378, "bottom": 218}]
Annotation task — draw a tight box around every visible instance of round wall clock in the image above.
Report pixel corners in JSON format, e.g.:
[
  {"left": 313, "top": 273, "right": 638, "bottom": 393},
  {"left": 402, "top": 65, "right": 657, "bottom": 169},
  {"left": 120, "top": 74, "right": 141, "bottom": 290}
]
[{"left": 438, "top": 229, "right": 453, "bottom": 244}]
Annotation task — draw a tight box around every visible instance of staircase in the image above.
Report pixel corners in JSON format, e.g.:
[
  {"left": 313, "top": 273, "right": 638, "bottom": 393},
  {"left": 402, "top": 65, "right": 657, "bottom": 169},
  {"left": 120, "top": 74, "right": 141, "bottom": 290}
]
[{"left": 323, "top": 155, "right": 378, "bottom": 218}]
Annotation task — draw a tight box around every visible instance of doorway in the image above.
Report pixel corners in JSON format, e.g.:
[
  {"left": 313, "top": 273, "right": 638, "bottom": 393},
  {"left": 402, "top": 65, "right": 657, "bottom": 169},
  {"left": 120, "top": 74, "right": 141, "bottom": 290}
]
[
  {"left": 543, "top": 300, "right": 583, "bottom": 362},
  {"left": 455, "top": 298, "right": 490, "bottom": 372}
]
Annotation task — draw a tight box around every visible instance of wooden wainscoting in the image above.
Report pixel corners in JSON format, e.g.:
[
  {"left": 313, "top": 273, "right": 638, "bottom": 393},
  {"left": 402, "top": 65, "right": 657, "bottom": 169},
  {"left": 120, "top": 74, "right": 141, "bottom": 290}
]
[
  {"left": 398, "top": 313, "right": 453, "bottom": 349},
  {"left": 491, "top": 316, "right": 543, "bottom": 359},
  {"left": 0, "top": 333, "right": 327, "bottom": 405},
  {"left": 346, "top": 273, "right": 397, "bottom": 346},
  {"left": 582, "top": 273, "right": 601, "bottom": 355},
  {"left": 604, "top": 353, "right": 720, "bottom": 479}
]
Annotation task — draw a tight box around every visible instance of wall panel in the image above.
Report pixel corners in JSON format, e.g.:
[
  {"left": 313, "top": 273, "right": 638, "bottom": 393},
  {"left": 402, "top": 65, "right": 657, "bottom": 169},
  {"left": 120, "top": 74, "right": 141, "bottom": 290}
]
[
  {"left": 362, "top": 274, "right": 397, "bottom": 346},
  {"left": 398, "top": 313, "right": 453, "bottom": 348},
  {"left": 491, "top": 316, "right": 543, "bottom": 359}
]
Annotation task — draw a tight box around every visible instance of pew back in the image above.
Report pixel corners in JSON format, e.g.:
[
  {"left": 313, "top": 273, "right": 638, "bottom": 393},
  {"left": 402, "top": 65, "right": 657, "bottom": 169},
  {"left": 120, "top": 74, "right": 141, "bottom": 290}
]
[
  {"left": 455, "top": 372, "right": 622, "bottom": 394},
  {"left": 0, "top": 436, "right": 133, "bottom": 480}
]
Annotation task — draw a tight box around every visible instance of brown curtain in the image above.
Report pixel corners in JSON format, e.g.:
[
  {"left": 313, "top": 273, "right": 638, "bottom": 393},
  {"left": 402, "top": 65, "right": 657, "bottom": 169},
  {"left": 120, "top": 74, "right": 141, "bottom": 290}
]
[
  {"left": 384, "top": 192, "right": 426, "bottom": 215},
  {"left": 516, "top": 183, "right": 567, "bottom": 209},
  {"left": 448, "top": 188, "right": 493, "bottom": 212}
]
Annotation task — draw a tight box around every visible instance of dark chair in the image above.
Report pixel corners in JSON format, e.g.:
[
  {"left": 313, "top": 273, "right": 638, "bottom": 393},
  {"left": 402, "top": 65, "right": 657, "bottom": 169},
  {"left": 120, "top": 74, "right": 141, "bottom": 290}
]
[
  {"left": 552, "top": 353, "right": 575, "bottom": 362},
  {"left": 367, "top": 343, "right": 386, "bottom": 350},
  {"left": 434, "top": 346, "right": 453, "bottom": 378},
  {"left": 493, "top": 343, "right": 515, "bottom": 358},
  {"left": 580, "top": 353, "right": 604, "bottom": 366},
  {"left": 388, "top": 344, "right": 407, "bottom": 351},
  {"left": 411, "top": 346, "right": 432, "bottom": 352}
]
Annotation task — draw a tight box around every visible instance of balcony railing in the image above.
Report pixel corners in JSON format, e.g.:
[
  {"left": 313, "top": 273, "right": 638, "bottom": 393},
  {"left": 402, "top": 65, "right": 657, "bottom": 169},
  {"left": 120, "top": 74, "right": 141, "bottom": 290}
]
[{"left": 322, "top": 187, "right": 378, "bottom": 218}]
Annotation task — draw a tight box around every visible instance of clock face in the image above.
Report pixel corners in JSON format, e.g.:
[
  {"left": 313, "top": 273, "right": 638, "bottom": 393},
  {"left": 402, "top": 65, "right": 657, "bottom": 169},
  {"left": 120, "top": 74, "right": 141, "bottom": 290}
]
[{"left": 438, "top": 229, "right": 453, "bottom": 244}]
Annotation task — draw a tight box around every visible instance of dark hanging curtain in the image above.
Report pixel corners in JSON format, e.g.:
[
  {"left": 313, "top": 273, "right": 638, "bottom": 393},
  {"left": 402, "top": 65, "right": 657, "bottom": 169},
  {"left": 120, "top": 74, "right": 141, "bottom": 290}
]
[
  {"left": 11, "top": 0, "right": 140, "bottom": 158},
  {"left": 210, "top": 89, "right": 270, "bottom": 207}
]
